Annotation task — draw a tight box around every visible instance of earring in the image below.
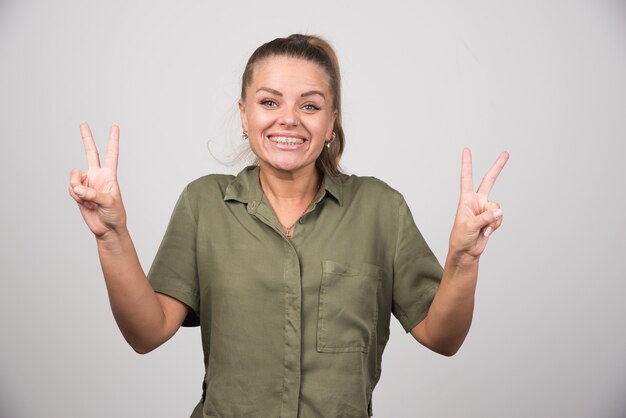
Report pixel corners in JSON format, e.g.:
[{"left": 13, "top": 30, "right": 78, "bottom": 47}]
[
  {"left": 326, "top": 132, "right": 336, "bottom": 148},
  {"left": 242, "top": 131, "right": 249, "bottom": 141}
]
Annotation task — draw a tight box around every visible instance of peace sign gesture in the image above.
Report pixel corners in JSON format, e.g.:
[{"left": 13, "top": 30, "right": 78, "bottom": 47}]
[
  {"left": 450, "top": 148, "right": 509, "bottom": 260},
  {"left": 69, "top": 122, "right": 127, "bottom": 238}
]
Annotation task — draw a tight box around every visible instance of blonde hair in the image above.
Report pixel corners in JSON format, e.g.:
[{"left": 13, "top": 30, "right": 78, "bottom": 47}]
[{"left": 241, "top": 34, "right": 345, "bottom": 178}]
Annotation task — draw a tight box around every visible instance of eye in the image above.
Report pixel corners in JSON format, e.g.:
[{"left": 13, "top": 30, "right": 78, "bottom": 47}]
[
  {"left": 303, "top": 104, "right": 321, "bottom": 112},
  {"left": 260, "top": 99, "right": 278, "bottom": 108}
]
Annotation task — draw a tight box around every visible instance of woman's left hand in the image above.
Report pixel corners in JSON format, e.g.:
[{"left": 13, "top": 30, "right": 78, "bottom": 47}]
[{"left": 449, "top": 148, "right": 509, "bottom": 262}]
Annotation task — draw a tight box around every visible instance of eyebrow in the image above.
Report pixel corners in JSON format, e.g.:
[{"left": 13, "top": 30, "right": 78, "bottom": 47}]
[
  {"left": 256, "top": 87, "right": 326, "bottom": 100},
  {"left": 301, "top": 90, "right": 326, "bottom": 99}
]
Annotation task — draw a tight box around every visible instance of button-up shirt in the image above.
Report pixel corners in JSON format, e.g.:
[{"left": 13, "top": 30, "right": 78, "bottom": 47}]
[{"left": 148, "top": 166, "right": 443, "bottom": 418}]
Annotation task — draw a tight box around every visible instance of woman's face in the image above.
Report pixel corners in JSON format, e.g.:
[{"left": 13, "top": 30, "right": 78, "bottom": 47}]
[{"left": 239, "top": 56, "right": 337, "bottom": 177}]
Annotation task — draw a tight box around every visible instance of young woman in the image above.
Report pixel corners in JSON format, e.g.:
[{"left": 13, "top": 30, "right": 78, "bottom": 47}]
[{"left": 69, "top": 34, "right": 508, "bottom": 418}]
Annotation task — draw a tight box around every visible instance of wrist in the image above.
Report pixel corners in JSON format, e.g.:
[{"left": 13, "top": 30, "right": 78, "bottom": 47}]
[
  {"left": 441, "top": 250, "right": 480, "bottom": 295},
  {"left": 95, "top": 225, "right": 130, "bottom": 248},
  {"left": 445, "top": 247, "right": 480, "bottom": 272}
]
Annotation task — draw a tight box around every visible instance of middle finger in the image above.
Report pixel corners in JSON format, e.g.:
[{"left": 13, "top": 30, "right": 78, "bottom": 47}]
[
  {"left": 477, "top": 151, "right": 509, "bottom": 197},
  {"left": 80, "top": 122, "right": 101, "bottom": 169}
]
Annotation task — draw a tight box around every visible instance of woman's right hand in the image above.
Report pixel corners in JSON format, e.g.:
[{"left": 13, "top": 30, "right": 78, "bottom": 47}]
[{"left": 69, "top": 122, "right": 127, "bottom": 238}]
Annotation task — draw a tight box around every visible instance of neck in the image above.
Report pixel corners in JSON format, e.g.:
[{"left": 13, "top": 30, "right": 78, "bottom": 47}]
[
  {"left": 258, "top": 164, "right": 321, "bottom": 203},
  {"left": 258, "top": 164, "right": 322, "bottom": 239}
]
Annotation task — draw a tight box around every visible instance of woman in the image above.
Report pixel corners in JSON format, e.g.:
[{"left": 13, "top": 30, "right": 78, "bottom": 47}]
[{"left": 69, "top": 34, "right": 508, "bottom": 418}]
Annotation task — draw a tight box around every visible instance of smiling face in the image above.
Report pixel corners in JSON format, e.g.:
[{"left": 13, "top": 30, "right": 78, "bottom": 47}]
[{"left": 239, "top": 56, "right": 337, "bottom": 177}]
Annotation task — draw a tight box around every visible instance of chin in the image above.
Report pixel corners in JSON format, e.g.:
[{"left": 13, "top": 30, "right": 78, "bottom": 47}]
[
  {"left": 265, "top": 158, "right": 314, "bottom": 174},
  {"left": 271, "top": 162, "right": 303, "bottom": 173}
]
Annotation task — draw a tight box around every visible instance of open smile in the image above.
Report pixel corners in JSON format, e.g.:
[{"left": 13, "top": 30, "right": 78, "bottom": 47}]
[{"left": 267, "top": 135, "right": 307, "bottom": 146}]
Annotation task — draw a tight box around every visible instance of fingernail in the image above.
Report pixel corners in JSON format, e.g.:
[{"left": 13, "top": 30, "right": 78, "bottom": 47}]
[
  {"left": 484, "top": 227, "right": 493, "bottom": 238},
  {"left": 74, "top": 186, "right": 85, "bottom": 196},
  {"left": 494, "top": 209, "right": 503, "bottom": 219}
]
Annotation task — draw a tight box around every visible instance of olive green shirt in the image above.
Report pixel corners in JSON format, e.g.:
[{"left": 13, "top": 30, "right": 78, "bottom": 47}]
[{"left": 148, "top": 166, "right": 443, "bottom": 418}]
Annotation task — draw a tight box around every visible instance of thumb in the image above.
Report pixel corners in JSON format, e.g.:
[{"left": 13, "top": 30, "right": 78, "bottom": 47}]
[
  {"left": 472, "top": 208, "right": 503, "bottom": 231},
  {"left": 73, "top": 185, "right": 112, "bottom": 207}
]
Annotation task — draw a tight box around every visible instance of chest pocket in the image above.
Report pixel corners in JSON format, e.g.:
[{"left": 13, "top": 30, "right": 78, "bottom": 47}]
[{"left": 317, "top": 260, "right": 383, "bottom": 353}]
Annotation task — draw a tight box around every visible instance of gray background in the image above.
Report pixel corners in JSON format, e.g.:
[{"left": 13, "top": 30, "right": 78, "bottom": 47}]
[{"left": 1, "top": 0, "right": 625, "bottom": 417}]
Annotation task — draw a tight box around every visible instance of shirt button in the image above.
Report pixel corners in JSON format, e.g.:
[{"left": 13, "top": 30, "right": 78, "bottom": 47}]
[
  {"left": 298, "top": 218, "right": 305, "bottom": 224},
  {"left": 250, "top": 201, "right": 257, "bottom": 210}
]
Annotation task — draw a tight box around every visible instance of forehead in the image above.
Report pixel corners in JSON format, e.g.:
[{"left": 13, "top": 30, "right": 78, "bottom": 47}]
[{"left": 249, "top": 56, "right": 331, "bottom": 93}]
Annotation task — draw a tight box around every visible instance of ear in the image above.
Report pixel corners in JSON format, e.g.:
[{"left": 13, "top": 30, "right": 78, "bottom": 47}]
[
  {"left": 238, "top": 99, "right": 249, "bottom": 132},
  {"left": 326, "top": 109, "right": 338, "bottom": 140}
]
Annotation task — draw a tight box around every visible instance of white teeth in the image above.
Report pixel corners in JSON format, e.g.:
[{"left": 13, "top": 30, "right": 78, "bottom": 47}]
[{"left": 269, "top": 136, "right": 304, "bottom": 145}]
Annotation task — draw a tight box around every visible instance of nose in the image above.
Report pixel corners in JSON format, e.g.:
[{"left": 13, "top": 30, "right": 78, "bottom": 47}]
[{"left": 278, "top": 107, "right": 300, "bottom": 127}]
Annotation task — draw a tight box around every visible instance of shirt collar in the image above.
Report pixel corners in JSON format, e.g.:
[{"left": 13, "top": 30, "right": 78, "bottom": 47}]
[{"left": 224, "top": 165, "right": 343, "bottom": 206}]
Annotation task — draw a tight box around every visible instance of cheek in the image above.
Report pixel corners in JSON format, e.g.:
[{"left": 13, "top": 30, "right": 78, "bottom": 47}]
[
  {"left": 248, "top": 110, "right": 275, "bottom": 131},
  {"left": 318, "top": 117, "right": 334, "bottom": 137}
]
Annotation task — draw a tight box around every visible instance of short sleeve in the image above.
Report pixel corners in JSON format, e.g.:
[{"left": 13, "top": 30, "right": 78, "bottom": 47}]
[
  {"left": 392, "top": 198, "right": 443, "bottom": 333},
  {"left": 148, "top": 186, "right": 200, "bottom": 327}
]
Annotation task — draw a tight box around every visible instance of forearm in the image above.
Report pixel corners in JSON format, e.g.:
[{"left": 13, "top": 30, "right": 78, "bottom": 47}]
[
  {"left": 414, "top": 252, "right": 479, "bottom": 356},
  {"left": 96, "top": 228, "right": 169, "bottom": 353},
  {"left": 413, "top": 148, "right": 508, "bottom": 356}
]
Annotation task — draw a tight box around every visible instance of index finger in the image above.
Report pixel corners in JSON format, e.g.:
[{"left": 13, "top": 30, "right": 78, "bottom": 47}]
[
  {"left": 80, "top": 122, "right": 101, "bottom": 169},
  {"left": 477, "top": 151, "right": 510, "bottom": 197},
  {"left": 460, "top": 148, "right": 474, "bottom": 194}
]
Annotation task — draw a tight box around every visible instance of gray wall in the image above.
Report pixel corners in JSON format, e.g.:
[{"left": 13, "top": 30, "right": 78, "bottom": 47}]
[{"left": 1, "top": 1, "right": 625, "bottom": 417}]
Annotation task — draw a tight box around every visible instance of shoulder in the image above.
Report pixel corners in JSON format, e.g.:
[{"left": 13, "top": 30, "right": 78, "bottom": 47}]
[
  {"left": 183, "top": 173, "right": 235, "bottom": 198},
  {"left": 173, "top": 174, "right": 237, "bottom": 216},
  {"left": 338, "top": 174, "right": 404, "bottom": 205}
]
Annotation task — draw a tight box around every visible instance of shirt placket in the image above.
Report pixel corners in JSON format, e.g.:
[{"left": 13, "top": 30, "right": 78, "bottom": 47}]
[{"left": 248, "top": 199, "right": 303, "bottom": 418}]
